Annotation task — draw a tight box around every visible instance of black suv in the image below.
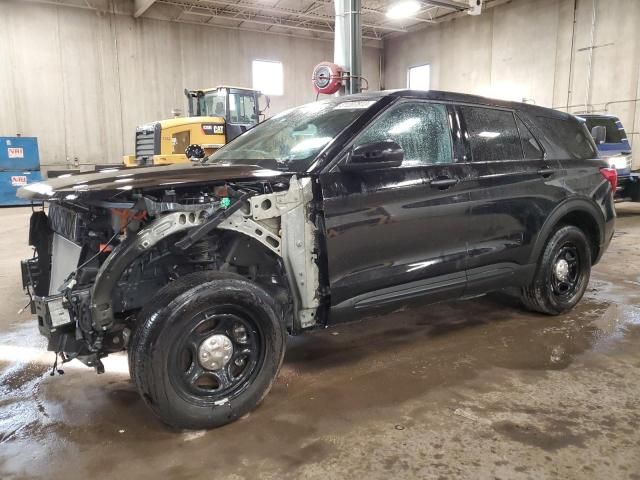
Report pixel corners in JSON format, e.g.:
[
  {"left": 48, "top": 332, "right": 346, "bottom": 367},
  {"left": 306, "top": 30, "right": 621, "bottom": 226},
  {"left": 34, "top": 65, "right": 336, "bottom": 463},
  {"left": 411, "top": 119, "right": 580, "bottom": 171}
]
[{"left": 18, "top": 90, "right": 616, "bottom": 430}]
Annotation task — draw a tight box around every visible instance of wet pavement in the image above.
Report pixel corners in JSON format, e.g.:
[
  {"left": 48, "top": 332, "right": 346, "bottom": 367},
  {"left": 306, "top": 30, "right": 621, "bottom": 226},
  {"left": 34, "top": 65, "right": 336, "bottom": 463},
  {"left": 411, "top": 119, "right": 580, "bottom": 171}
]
[{"left": 1, "top": 205, "right": 640, "bottom": 479}]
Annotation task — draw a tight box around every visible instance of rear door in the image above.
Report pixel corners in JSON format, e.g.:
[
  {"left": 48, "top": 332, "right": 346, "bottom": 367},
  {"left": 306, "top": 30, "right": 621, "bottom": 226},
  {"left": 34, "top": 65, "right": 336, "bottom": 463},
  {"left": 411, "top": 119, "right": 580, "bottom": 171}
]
[
  {"left": 319, "top": 100, "right": 473, "bottom": 319},
  {"left": 457, "top": 105, "right": 564, "bottom": 294}
]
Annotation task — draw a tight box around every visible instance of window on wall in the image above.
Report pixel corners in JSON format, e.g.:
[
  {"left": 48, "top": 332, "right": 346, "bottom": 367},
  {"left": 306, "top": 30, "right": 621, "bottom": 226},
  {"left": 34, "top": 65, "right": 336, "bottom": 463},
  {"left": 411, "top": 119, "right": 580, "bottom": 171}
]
[
  {"left": 252, "top": 60, "right": 283, "bottom": 96},
  {"left": 407, "top": 64, "right": 431, "bottom": 90}
]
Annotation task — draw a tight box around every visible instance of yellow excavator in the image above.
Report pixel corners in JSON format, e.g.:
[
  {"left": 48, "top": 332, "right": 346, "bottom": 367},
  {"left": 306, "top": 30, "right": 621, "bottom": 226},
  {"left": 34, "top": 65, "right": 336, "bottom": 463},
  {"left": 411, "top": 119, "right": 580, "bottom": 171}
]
[{"left": 123, "top": 86, "right": 268, "bottom": 167}]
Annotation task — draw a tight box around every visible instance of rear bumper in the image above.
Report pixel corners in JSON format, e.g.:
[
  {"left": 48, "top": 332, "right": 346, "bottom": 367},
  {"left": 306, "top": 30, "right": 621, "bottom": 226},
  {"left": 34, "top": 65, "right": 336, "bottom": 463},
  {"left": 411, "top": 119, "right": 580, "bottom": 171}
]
[
  {"left": 595, "top": 215, "right": 615, "bottom": 265},
  {"left": 616, "top": 171, "right": 640, "bottom": 199},
  {"left": 617, "top": 171, "right": 632, "bottom": 187}
]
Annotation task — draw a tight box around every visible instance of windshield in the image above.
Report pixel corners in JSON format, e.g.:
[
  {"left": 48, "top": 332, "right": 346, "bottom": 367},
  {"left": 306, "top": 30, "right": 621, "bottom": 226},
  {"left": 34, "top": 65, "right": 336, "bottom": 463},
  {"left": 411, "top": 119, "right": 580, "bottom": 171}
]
[
  {"left": 206, "top": 98, "right": 378, "bottom": 171},
  {"left": 584, "top": 117, "right": 626, "bottom": 144}
]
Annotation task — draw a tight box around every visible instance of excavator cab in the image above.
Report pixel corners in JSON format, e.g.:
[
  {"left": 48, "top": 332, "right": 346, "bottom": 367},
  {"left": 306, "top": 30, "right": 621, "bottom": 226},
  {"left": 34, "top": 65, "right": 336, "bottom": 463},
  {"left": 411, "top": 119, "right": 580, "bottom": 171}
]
[
  {"left": 123, "top": 86, "right": 268, "bottom": 167},
  {"left": 185, "top": 87, "right": 267, "bottom": 144}
]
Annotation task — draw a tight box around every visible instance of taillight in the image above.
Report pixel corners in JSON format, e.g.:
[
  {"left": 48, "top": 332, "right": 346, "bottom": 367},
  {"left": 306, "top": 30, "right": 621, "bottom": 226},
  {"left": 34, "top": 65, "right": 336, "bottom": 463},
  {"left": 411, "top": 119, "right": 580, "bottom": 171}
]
[{"left": 600, "top": 167, "right": 618, "bottom": 194}]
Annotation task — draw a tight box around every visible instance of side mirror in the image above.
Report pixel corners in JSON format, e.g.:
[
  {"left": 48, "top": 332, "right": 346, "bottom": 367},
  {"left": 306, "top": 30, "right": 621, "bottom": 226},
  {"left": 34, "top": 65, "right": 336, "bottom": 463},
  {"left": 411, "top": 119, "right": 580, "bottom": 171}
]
[
  {"left": 591, "top": 125, "right": 606, "bottom": 144},
  {"left": 340, "top": 140, "right": 404, "bottom": 172}
]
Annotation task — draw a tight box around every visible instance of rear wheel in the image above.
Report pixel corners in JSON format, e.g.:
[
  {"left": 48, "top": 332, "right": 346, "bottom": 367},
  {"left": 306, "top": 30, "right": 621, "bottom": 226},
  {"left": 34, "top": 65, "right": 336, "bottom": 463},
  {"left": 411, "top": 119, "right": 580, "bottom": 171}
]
[
  {"left": 520, "top": 225, "right": 591, "bottom": 315},
  {"left": 129, "top": 271, "right": 286, "bottom": 429}
]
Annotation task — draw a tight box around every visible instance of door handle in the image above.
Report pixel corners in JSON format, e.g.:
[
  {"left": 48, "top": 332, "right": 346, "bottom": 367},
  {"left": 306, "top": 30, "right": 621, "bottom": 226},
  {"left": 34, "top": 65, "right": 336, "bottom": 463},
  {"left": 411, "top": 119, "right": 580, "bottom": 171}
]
[
  {"left": 430, "top": 177, "right": 458, "bottom": 189},
  {"left": 537, "top": 168, "right": 555, "bottom": 178}
]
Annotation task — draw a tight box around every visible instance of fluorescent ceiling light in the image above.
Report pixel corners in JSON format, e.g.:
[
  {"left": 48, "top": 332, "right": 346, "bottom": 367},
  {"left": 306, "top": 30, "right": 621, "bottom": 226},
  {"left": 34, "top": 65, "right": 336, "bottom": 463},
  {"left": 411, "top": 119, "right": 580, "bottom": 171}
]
[{"left": 387, "top": 0, "right": 421, "bottom": 19}]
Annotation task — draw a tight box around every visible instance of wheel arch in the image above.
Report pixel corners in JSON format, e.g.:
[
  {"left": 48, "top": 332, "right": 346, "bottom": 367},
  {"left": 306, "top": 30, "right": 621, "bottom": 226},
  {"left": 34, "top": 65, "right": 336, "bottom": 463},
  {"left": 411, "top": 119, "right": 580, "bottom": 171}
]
[
  {"left": 529, "top": 198, "right": 605, "bottom": 266},
  {"left": 92, "top": 222, "right": 290, "bottom": 332}
]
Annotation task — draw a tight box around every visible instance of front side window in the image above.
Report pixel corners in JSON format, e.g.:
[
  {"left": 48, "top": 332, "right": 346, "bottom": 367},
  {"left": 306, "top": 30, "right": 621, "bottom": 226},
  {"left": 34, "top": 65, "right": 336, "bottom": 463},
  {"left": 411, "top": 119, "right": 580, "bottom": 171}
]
[
  {"left": 354, "top": 102, "right": 453, "bottom": 166},
  {"left": 460, "top": 106, "right": 523, "bottom": 161}
]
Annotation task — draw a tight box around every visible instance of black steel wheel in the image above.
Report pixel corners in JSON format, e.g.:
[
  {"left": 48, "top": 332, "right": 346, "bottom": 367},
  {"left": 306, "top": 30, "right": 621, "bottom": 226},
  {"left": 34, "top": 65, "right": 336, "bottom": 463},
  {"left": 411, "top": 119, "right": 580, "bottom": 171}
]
[
  {"left": 169, "top": 306, "right": 265, "bottom": 403},
  {"left": 129, "top": 271, "right": 286, "bottom": 430},
  {"left": 521, "top": 225, "right": 591, "bottom": 315},
  {"left": 548, "top": 243, "right": 580, "bottom": 299}
]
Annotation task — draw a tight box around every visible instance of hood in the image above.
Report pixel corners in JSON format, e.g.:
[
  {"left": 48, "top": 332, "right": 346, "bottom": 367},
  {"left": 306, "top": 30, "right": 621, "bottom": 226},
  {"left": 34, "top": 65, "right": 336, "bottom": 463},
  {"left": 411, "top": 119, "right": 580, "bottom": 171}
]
[{"left": 17, "top": 163, "right": 286, "bottom": 201}]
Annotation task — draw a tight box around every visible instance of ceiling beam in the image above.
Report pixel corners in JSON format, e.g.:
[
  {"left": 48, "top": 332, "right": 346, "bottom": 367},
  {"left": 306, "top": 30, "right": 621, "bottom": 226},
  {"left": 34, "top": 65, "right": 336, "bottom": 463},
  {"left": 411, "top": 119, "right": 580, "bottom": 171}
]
[
  {"left": 134, "top": 0, "right": 157, "bottom": 17},
  {"left": 423, "top": 0, "right": 468, "bottom": 10},
  {"left": 160, "top": 0, "right": 410, "bottom": 33},
  {"left": 176, "top": 8, "right": 384, "bottom": 40}
]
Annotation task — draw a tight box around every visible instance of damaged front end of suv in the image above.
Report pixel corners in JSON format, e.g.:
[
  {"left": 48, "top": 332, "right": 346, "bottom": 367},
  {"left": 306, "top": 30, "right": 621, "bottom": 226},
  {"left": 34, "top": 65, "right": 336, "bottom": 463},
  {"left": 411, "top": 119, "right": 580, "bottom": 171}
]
[
  {"left": 21, "top": 169, "right": 322, "bottom": 372},
  {"left": 18, "top": 96, "right": 383, "bottom": 429}
]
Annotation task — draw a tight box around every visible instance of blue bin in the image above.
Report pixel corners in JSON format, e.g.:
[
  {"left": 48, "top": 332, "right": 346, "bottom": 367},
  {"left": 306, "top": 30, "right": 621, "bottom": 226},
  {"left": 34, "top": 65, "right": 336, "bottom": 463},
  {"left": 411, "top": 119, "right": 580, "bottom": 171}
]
[
  {"left": 0, "top": 170, "right": 44, "bottom": 206},
  {"left": 0, "top": 137, "right": 43, "bottom": 206},
  {"left": 0, "top": 137, "right": 40, "bottom": 171}
]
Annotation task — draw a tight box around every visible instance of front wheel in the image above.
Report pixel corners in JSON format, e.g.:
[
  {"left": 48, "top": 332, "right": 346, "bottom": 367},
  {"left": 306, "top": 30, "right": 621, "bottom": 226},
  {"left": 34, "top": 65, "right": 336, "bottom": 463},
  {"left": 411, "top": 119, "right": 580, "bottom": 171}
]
[
  {"left": 129, "top": 272, "right": 286, "bottom": 429},
  {"left": 520, "top": 225, "right": 592, "bottom": 315}
]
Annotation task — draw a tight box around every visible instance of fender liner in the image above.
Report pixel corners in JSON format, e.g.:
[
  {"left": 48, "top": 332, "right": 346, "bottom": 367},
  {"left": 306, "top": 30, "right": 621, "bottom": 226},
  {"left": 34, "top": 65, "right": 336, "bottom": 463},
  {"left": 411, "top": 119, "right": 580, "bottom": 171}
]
[
  {"left": 90, "top": 210, "right": 211, "bottom": 331},
  {"left": 527, "top": 197, "right": 605, "bottom": 266}
]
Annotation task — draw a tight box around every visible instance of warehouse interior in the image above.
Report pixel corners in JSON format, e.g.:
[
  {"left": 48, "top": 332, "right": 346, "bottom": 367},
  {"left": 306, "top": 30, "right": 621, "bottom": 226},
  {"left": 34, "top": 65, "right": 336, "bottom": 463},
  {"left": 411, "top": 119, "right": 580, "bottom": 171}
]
[
  {"left": 2, "top": 0, "right": 640, "bottom": 170},
  {"left": 1, "top": 0, "right": 640, "bottom": 478}
]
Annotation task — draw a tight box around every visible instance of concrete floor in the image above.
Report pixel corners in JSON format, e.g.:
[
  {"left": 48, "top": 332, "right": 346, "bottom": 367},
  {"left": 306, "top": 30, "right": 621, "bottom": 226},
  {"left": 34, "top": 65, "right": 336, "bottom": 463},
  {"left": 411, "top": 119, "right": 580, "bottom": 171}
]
[{"left": 1, "top": 205, "right": 640, "bottom": 480}]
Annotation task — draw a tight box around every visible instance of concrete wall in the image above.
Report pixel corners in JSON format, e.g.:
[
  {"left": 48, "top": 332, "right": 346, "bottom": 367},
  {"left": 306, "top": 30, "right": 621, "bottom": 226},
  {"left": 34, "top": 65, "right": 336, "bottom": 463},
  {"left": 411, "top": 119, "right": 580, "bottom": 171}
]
[
  {"left": 0, "top": 1, "right": 382, "bottom": 168},
  {"left": 385, "top": 0, "right": 640, "bottom": 166}
]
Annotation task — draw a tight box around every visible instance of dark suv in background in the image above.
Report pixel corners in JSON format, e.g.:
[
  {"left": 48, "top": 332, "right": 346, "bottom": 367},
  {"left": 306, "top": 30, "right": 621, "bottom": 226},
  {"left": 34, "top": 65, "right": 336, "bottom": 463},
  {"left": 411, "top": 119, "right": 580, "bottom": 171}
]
[
  {"left": 579, "top": 113, "right": 639, "bottom": 201},
  {"left": 19, "top": 90, "right": 616, "bottom": 430}
]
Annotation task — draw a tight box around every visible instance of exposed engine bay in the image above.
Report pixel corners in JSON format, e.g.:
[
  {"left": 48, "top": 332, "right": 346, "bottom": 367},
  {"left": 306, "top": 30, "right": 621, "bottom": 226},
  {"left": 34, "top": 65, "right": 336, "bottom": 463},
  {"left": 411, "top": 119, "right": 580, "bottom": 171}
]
[{"left": 21, "top": 176, "right": 321, "bottom": 373}]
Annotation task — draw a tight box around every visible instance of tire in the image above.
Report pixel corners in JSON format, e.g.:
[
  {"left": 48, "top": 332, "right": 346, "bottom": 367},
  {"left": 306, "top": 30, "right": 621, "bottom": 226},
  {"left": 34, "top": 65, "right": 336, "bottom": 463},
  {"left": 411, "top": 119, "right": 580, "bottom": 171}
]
[
  {"left": 127, "top": 271, "right": 237, "bottom": 378},
  {"left": 129, "top": 271, "right": 286, "bottom": 429},
  {"left": 520, "top": 225, "right": 591, "bottom": 315}
]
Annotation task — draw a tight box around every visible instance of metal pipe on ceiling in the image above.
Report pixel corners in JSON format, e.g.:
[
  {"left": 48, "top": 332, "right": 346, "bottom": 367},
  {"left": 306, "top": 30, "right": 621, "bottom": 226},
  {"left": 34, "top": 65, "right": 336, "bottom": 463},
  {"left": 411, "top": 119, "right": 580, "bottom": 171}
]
[{"left": 584, "top": 0, "right": 597, "bottom": 113}]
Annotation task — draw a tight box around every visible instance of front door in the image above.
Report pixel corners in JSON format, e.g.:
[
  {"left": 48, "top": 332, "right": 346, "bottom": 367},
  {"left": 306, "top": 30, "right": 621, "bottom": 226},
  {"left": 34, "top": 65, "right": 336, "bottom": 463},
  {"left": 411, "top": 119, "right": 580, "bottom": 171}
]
[{"left": 319, "top": 100, "right": 473, "bottom": 320}]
